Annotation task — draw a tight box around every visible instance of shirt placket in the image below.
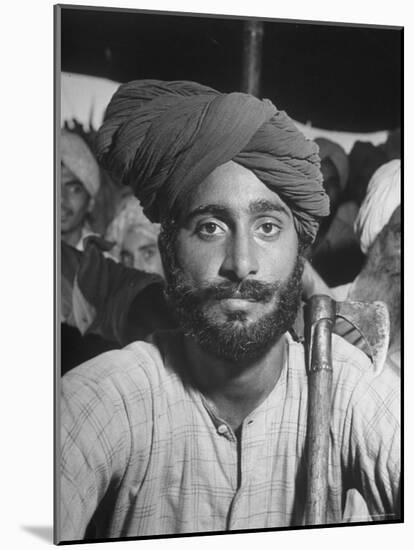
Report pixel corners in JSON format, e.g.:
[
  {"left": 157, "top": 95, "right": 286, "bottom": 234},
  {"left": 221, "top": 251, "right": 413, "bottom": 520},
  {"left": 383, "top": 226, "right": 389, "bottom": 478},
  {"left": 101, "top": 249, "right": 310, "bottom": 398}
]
[
  {"left": 225, "top": 352, "right": 289, "bottom": 530},
  {"left": 196, "top": 344, "right": 290, "bottom": 531},
  {"left": 225, "top": 410, "right": 266, "bottom": 530},
  {"left": 199, "top": 395, "right": 240, "bottom": 490}
]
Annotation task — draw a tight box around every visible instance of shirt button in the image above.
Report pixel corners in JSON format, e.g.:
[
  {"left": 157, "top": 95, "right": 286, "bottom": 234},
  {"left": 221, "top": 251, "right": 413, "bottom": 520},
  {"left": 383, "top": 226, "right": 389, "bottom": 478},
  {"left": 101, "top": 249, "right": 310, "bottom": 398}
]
[{"left": 217, "top": 424, "right": 228, "bottom": 435}]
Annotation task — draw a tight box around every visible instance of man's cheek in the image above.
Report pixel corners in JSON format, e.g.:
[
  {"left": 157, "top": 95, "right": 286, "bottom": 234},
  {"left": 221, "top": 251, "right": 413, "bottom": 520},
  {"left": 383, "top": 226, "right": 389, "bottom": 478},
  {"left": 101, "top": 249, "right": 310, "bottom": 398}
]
[{"left": 177, "top": 246, "right": 217, "bottom": 281}]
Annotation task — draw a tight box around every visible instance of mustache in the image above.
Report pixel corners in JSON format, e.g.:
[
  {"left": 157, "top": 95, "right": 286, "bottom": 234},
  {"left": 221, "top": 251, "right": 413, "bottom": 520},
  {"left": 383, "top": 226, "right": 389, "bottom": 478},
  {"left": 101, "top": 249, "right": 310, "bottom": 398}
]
[
  {"left": 61, "top": 208, "right": 74, "bottom": 217},
  {"left": 181, "top": 279, "right": 281, "bottom": 304}
]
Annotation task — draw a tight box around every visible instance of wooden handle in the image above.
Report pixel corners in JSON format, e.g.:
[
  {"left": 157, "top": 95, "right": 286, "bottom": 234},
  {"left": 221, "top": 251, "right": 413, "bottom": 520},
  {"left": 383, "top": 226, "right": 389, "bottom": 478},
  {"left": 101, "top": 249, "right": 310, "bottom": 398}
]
[{"left": 305, "top": 296, "right": 335, "bottom": 525}]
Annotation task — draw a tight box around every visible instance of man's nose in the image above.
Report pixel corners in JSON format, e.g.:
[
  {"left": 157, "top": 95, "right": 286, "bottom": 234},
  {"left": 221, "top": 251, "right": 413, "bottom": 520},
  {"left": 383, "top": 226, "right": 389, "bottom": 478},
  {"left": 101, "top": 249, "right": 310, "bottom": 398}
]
[
  {"left": 219, "top": 233, "right": 259, "bottom": 281},
  {"left": 61, "top": 185, "right": 69, "bottom": 205}
]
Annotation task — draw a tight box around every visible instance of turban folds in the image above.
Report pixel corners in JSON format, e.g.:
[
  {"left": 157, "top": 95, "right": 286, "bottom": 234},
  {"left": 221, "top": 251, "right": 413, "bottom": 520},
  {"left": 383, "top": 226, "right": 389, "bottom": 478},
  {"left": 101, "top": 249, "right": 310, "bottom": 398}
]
[
  {"left": 61, "top": 129, "right": 100, "bottom": 197},
  {"left": 354, "top": 159, "right": 401, "bottom": 254},
  {"left": 95, "top": 80, "right": 329, "bottom": 242}
]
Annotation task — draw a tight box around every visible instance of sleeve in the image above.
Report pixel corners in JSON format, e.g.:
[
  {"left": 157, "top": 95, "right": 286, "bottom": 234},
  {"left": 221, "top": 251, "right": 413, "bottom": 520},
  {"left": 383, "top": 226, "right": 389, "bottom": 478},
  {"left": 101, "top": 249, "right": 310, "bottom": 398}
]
[
  {"left": 342, "top": 366, "right": 400, "bottom": 521},
  {"left": 59, "top": 367, "right": 132, "bottom": 541},
  {"left": 61, "top": 242, "right": 82, "bottom": 324}
]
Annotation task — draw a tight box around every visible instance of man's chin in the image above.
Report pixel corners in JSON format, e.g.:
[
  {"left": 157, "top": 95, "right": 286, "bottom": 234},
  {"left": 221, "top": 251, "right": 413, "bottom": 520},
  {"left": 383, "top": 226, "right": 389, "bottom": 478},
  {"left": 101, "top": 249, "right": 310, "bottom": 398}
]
[
  {"left": 61, "top": 220, "right": 75, "bottom": 233},
  {"left": 185, "top": 301, "right": 291, "bottom": 364},
  {"left": 187, "top": 318, "right": 279, "bottom": 365}
]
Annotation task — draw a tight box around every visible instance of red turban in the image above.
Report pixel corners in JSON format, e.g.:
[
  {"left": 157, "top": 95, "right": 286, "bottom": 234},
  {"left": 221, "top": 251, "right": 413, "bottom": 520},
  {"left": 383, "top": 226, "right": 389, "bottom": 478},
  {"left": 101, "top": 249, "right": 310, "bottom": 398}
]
[{"left": 95, "top": 80, "right": 329, "bottom": 243}]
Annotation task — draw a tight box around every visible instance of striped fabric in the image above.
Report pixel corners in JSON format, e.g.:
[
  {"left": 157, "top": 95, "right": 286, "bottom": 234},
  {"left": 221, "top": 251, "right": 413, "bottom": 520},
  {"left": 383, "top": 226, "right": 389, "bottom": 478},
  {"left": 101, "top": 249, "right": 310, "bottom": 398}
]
[{"left": 59, "top": 330, "right": 400, "bottom": 542}]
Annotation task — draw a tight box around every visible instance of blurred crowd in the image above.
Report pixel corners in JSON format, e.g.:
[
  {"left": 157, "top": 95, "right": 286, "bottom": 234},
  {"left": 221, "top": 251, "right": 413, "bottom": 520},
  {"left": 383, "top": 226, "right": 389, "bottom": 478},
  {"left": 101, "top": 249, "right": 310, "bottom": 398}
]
[{"left": 60, "top": 118, "right": 401, "bottom": 376}]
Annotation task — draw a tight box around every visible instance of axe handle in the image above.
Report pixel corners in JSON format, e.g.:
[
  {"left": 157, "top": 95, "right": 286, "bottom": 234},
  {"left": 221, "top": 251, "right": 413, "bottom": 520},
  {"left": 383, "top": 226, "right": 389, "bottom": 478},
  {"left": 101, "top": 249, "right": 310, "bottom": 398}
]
[{"left": 305, "top": 303, "right": 334, "bottom": 525}]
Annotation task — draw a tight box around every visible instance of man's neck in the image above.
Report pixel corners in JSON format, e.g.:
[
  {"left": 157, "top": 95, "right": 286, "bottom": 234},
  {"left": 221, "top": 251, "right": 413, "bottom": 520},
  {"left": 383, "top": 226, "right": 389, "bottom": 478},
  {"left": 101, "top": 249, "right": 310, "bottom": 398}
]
[
  {"left": 61, "top": 226, "right": 84, "bottom": 248},
  {"left": 184, "top": 335, "right": 287, "bottom": 432}
]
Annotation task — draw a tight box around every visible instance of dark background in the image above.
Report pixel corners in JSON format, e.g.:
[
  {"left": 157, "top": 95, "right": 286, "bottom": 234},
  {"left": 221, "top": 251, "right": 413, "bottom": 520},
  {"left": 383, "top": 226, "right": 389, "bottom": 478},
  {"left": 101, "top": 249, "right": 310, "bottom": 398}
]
[{"left": 60, "top": 7, "right": 402, "bottom": 133}]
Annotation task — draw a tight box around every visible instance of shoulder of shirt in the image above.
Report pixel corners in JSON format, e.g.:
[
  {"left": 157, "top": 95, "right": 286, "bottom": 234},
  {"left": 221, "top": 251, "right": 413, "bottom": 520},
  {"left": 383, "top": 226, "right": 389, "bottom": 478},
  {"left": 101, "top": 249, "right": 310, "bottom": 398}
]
[
  {"left": 331, "top": 332, "right": 372, "bottom": 371},
  {"left": 286, "top": 331, "right": 371, "bottom": 372},
  {"left": 287, "top": 331, "right": 387, "bottom": 385},
  {"left": 287, "top": 331, "right": 399, "bottom": 410},
  {"left": 62, "top": 331, "right": 177, "bottom": 392},
  {"left": 330, "top": 333, "right": 399, "bottom": 403}
]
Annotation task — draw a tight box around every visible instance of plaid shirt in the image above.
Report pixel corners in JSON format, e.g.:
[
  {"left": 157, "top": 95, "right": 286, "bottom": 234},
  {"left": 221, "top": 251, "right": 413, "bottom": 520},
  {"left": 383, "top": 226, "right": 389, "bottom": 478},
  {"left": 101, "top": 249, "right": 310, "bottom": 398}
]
[{"left": 59, "top": 330, "right": 400, "bottom": 541}]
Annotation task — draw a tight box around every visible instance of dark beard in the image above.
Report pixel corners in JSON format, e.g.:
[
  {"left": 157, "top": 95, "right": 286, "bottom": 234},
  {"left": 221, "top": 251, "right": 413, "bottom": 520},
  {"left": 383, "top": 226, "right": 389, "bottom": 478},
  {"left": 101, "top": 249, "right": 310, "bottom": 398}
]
[{"left": 164, "top": 257, "right": 304, "bottom": 364}]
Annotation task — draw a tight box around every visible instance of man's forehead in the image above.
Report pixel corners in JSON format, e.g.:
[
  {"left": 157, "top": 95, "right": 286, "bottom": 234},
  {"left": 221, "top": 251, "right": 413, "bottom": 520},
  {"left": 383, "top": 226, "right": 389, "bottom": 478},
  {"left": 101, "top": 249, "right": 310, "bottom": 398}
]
[
  {"left": 183, "top": 161, "right": 292, "bottom": 217},
  {"left": 61, "top": 163, "right": 79, "bottom": 184},
  {"left": 124, "top": 224, "right": 159, "bottom": 241}
]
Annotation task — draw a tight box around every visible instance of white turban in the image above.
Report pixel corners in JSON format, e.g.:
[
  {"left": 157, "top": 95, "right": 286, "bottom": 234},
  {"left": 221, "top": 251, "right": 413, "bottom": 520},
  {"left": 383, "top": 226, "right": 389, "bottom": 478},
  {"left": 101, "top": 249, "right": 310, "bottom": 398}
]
[
  {"left": 354, "top": 159, "right": 401, "bottom": 254},
  {"left": 61, "top": 129, "right": 100, "bottom": 197},
  {"left": 105, "top": 195, "right": 160, "bottom": 260}
]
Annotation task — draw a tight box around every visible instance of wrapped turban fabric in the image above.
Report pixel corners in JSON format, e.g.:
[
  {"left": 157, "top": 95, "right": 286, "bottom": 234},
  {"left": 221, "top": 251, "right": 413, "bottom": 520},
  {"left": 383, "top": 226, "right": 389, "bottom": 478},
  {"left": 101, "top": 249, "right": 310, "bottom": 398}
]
[
  {"left": 354, "top": 159, "right": 401, "bottom": 254},
  {"left": 95, "top": 80, "right": 329, "bottom": 243}
]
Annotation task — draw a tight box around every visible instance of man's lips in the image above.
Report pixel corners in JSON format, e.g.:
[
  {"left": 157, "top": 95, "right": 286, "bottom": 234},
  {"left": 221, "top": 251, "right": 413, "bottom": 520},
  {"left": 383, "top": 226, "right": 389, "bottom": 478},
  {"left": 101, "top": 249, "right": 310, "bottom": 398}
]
[
  {"left": 187, "top": 280, "right": 280, "bottom": 305},
  {"left": 216, "top": 297, "right": 258, "bottom": 311},
  {"left": 61, "top": 211, "right": 73, "bottom": 222}
]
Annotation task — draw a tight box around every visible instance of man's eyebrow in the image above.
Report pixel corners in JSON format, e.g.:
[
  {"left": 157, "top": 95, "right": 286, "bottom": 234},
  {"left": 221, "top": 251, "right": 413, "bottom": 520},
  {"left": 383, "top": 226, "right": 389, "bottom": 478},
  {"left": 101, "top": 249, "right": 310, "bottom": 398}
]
[
  {"left": 248, "top": 199, "right": 291, "bottom": 217},
  {"left": 65, "top": 179, "right": 83, "bottom": 185},
  {"left": 183, "top": 200, "right": 290, "bottom": 224},
  {"left": 184, "top": 204, "right": 230, "bottom": 223}
]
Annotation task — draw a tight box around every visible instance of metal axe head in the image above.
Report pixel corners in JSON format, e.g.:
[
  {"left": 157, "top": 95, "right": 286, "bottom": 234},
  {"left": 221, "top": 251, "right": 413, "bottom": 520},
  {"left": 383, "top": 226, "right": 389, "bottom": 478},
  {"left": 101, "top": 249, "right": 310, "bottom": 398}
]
[
  {"left": 335, "top": 300, "right": 390, "bottom": 374},
  {"left": 295, "top": 295, "right": 390, "bottom": 375}
]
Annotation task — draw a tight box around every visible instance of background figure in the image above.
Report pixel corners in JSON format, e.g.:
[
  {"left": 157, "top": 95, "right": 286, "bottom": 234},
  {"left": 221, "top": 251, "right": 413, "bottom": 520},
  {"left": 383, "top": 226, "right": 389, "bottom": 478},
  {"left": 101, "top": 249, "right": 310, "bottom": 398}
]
[
  {"left": 310, "top": 136, "right": 398, "bottom": 286},
  {"left": 60, "top": 126, "right": 129, "bottom": 375},
  {"left": 309, "top": 137, "right": 362, "bottom": 285},
  {"left": 63, "top": 118, "right": 133, "bottom": 237},
  {"left": 346, "top": 140, "right": 389, "bottom": 207},
  {"left": 60, "top": 129, "right": 100, "bottom": 250},
  {"left": 347, "top": 159, "right": 401, "bottom": 368},
  {"left": 306, "top": 159, "right": 401, "bottom": 369},
  {"left": 354, "top": 159, "right": 401, "bottom": 256},
  {"left": 105, "top": 194, "right": 164, "bottom": 277},
  {"left": 315, "top": 137, "right": 349, "bottom": 213}
]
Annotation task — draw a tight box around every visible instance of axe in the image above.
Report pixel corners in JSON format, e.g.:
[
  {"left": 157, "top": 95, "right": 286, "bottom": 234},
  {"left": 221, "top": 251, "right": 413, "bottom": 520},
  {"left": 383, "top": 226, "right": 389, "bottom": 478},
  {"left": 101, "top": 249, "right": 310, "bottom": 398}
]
[{"left": 303, "top": 294, "right": 390, "bottom": 525}]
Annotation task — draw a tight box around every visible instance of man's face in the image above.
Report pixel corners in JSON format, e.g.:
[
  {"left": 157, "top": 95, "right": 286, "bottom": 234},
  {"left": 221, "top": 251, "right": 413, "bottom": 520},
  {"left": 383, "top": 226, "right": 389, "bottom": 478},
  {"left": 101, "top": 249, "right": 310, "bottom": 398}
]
[
  {"left": 120, "top": 224, "right": 164, "bottom": 277},
  {"left": 163, "top": 161, "right": 302, "bottom": 363},
  {"left": 61, "top": 164, "right": 91, "bottom": 234}
]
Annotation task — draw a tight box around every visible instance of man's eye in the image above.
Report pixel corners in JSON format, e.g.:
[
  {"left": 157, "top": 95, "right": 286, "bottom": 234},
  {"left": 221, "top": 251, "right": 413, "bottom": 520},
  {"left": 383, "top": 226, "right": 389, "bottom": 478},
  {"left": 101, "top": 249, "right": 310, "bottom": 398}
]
[
  {"left": 66, "top": 181, "right": 84, "bottom": 194},
  {"left": 257, "top": 222, "right": 280, "bottom": 237},
  {"left": 140, "top": 245, "right": 156, "bottom": 261},
  {"left": 120, "top": 250, "right": 134, "bottom": 267},
  {"left": 197, "top": 222, "right": 225, "bottom": 237}
]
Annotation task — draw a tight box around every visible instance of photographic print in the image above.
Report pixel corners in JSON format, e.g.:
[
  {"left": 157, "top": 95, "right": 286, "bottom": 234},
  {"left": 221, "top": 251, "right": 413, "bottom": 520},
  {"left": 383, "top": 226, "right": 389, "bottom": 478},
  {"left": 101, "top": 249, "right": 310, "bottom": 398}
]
[{"left": 55, "top": 4, "right": 402, "bottom": 545}]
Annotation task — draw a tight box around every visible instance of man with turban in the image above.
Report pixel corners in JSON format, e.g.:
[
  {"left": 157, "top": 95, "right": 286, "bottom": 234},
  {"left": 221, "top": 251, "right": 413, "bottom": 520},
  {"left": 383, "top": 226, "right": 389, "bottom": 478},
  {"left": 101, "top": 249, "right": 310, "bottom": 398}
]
[
  {"left": 105, "top": 194, "right": 164, "bottom": 277},
  {"left": 59, "top": 81, "right": 400, "bottom": 542},
  {"left": 310, "top": 137, "right": 364, "bottom": 286},
  {"left": 354, "top": 159, "right": 401, "bottom": 256},
  {"left": 60, "top": 128, "right": 101, "bottom": 250},
  {"left": 331, "top": 160, "right": 401, "bottom": 369}
]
